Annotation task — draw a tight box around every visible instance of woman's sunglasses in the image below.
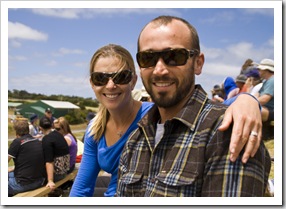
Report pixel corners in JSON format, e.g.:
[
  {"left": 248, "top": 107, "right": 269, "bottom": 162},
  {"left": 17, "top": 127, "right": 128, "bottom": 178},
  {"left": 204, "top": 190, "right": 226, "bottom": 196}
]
[
  {"left": 90, "top": 69, "right": 133, "bottom": 86},
  {"left": 136, "top": 48, "right": 199, "bottom": 68}
]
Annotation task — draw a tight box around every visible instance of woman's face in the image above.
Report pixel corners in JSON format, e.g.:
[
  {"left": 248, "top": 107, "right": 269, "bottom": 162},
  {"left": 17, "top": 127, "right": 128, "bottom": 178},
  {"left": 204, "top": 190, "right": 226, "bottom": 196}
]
[{"left": 90, "top": 56, "right": 137, "bottom": 111}]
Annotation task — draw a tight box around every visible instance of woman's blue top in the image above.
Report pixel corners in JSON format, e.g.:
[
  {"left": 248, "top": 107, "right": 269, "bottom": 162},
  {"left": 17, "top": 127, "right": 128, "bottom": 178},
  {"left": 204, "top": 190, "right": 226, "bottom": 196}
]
[{"left": 69, "top": 102, "right": 153, "bottom": 197}]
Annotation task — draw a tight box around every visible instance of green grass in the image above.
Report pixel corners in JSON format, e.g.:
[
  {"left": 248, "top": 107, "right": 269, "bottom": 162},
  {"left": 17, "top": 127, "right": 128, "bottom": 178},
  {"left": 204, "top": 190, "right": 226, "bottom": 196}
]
[{"left": 264, "top": 139, "right": 274, "bottom": 179}]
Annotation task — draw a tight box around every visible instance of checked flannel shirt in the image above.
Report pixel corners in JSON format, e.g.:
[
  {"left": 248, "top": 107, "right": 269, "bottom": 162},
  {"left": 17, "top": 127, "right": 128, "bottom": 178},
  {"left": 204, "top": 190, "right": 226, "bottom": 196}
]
[{"left": 117, "top": 85, "right": 271, "bottom": 197}]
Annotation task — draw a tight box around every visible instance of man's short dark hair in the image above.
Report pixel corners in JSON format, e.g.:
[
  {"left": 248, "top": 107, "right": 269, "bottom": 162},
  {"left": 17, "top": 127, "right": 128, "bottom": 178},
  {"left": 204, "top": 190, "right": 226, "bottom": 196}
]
[{"left": 40, "top": 116, "right": 52, "bottom": 129}]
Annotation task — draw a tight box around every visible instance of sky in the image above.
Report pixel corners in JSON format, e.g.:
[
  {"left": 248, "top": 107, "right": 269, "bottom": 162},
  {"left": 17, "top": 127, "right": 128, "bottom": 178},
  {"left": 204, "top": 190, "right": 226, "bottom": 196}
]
[{"left": 4, "top": 1, "right": 278, "bottom": 100}]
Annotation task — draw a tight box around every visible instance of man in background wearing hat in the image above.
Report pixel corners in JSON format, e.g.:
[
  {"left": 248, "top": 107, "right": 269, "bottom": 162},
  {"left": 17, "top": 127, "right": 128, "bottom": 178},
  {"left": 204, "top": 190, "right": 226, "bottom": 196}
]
[
  {"left": 235, "top": 74, "right": 247, "bottom": 93},
  {"left": 45, "top": 108, "right": 56, "bottom": 128},
  {"left": 29, "top": 114, "right": 42, "bottom": 140},
  {"left": 256, "top": 59, "right": 274, "bottom": 123},
  {"left": 244, "top": 68, "right": 263, "bottom": 96}
]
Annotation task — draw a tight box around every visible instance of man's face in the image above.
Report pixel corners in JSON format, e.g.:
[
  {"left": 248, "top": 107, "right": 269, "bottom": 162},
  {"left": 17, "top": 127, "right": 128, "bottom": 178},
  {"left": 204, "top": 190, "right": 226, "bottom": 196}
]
[
  {"left": 138, "top": 20, "right": 203, "bottom": 108},
  {"left": 45, "top": 111, "right": 52, "bottom": 118},
  {"left": 258, "top": 69, "right": 267, "bottom": 79}
]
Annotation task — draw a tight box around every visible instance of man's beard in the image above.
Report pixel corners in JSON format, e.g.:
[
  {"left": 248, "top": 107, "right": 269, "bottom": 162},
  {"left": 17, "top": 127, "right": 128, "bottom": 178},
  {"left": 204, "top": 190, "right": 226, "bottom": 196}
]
[{"left": 144, "top": 73, "right": 194, "bottom": 108}]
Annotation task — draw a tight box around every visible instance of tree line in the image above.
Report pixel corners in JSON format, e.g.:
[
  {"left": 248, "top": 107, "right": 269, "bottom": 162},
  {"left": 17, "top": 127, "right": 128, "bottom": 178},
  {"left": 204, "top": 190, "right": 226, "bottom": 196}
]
[
  {"left": 9, "top": 89, "right": 99, "bottom": 125},
  {"left": 8, "top": 89, "right": 99, "bottom": 109}
]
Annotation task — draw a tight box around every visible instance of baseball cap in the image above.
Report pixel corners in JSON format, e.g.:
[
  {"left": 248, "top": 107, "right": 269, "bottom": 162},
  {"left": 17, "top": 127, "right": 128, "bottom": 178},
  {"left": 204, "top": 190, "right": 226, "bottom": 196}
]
[
  {"left": 30, "top": 114, "right": 38, "bottom": 123},
  {"left": 257, "top": 59, "right": 274, "bottom": 72},
  {"left": 245, "top": 68, "right": 260, "bottom": 78},
  {"left": 45, "top": 108, "right": 52, "bottom": 113},
  {"left": 235, "top": 74, "right": 247, "bottom": 83}
]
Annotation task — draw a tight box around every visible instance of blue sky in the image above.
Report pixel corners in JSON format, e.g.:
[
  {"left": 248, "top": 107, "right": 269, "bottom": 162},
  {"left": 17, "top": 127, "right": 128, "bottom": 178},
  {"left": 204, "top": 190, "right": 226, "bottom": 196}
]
[{"left": 5, "top": 2, "right": 278, "bottom": 100}]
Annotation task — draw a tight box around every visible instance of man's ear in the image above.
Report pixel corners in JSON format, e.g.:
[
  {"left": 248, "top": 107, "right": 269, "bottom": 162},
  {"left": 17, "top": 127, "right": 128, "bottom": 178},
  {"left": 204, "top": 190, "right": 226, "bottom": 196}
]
[{"left": 194, "top": 52, "right": 205, "bottom": 75}]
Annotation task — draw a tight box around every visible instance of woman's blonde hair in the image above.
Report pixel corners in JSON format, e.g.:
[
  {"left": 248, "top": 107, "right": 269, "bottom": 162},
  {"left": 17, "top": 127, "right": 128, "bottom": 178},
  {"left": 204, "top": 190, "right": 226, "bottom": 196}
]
[
  {"left": 54, "top": 117, "right": 77, "bottom": 143},
  {"left": 88, "top": 44, "right": 136, "bottom": 141}
]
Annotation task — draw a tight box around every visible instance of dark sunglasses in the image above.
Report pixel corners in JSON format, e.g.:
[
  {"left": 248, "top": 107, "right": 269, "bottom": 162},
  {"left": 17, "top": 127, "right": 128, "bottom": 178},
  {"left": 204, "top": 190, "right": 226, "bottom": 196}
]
[
  {"left": 90, "top": 69, "right": 133, "bottom": 86},
  {"left": 136, "top": 48, "right": 199, "bottom": 68}
]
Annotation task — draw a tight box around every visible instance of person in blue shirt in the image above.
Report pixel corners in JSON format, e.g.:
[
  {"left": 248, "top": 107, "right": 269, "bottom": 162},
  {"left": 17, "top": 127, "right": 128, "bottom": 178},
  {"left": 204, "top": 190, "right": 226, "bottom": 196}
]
[{"left": 69, "top": 44, "right": 263, "bottom": 197}]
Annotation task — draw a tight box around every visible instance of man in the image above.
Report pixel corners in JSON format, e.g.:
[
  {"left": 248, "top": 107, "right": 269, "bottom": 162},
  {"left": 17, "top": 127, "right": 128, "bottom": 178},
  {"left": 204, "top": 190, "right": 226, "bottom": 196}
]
[
  {"left": 256, "top": 59, "right": 274, "bottom": 140},
  {"left": 256, "top": 59, "right": 274, "bottom": 122},
  {"left": 45, "top": 108, "right": 56, "bottom": 125},
  {"left": 8, "top": 118, "right": 46, "bottom": 196},
  {"left": 117, "top": 16, "right": 271, "bottom": 197},
  {"left": 40, "top": 116, "right": 70, "bottom": 191}
]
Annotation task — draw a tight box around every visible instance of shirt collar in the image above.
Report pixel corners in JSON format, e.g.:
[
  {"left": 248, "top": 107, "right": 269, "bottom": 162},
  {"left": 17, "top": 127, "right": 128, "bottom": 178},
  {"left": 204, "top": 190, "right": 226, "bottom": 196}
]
[{"left": 139, "top": 85, "right": 209, "bottom": 132}]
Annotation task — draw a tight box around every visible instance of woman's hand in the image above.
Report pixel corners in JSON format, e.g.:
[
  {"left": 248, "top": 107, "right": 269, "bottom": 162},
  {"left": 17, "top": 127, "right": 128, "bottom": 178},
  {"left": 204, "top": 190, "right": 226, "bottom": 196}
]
[{"left": 219, "top": 93, "right": 262, "bottom": 163}]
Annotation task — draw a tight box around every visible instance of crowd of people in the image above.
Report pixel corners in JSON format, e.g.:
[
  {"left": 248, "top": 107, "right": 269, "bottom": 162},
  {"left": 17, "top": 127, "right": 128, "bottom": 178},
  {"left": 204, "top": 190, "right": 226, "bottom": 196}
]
[
  {"left": 9, "top": 15, "right": 274, "bottom": 198},
  {"left": 8, "top": 108, "right": 88, "bottom": 196},
  {"left": 211, "top": 58, "right": 274, "bottom": 140}
]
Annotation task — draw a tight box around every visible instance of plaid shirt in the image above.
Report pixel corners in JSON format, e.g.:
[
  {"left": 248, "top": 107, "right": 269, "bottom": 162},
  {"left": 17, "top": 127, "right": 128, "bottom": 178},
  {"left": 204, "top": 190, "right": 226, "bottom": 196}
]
[{"left": 117, "top": 85, "right": 271, "bottom": 197}]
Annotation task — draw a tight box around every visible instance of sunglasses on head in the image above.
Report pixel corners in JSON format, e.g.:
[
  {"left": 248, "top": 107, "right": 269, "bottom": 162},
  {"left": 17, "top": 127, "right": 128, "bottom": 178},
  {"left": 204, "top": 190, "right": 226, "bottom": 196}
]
[
  {"left": 90, "top": 69, "right": 133, "bottom": 86},
  {"left": 136, "top": 48, "right": 199, "bottom": 68}
]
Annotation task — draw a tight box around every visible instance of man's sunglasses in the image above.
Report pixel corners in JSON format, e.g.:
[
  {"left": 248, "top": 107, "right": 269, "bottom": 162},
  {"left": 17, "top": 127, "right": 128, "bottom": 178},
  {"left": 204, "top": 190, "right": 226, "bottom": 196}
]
[
  {"left": 136, "top": 48, "right": 199, "bottom": 68},
  {"left": 90, "top": 69, "right": 133, "bottom": 86}
]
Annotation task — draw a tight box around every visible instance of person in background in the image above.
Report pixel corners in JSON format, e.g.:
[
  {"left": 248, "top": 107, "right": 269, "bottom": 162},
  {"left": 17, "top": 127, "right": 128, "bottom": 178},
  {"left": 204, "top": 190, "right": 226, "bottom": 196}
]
[
  {"left": 40, "top": 116, "right": 70, "bottom": 192},
  {"left": 235, "top": 74, "right": 247, "bottom": 93},
  {"left": 244, "top": 68, "right": 263, "bottom": 96},
  {"left": 116, "top": 15, "right": 270, "bottom": 197},
  {"left": 222, "top": 76, "right": 240, "bottom": 100},
  {"left": 240, "top": 58, "right": 256, "bottom": 75},
  {"left": 54, "top": 117, "right": 78, "bottom": 173},
  {"left": 28, "top": 113, "right": 42, "bottom": 140},
  {"left": 132, "top": 87, "right": 152, "bottom": 102},
  {"left": 211, "top": 84, "right": 224, "bottom": 103},
  {"left": 82, "top": 112, "right": 96, "bottom": 143},
  {"left": 256, "top": 58, "right": 274, "bottom": 123},
  {"left": 44, "top": 108, "right": 56, "bottom": 125},
  {"left": 8, "top": 118, "right": 46, "bottom": 196}
]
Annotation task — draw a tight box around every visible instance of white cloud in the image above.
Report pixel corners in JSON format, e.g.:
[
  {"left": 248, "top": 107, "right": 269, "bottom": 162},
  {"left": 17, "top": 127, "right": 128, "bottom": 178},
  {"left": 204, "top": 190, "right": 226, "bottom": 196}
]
[
  {"left": 242, "top": 8, "right": 274, "bottom": 16},
  {"left": 199, "top": 11, "right": 234, "bottom": 24},
  {"left": 45, "top": 60, "right": 57, "bottom": 66},
  {"left": 10, "top": 40, "right": 22, "bottom": 48},
  {"left": 9, "top": 73, "right": 93, "bottom": 98},
  {"left": 9, "top": 55, "right": 27, "bottom": 61},
  {"left": 53, "top": 47, "right": 85, "bottom": 56},
  {"left": 8, "top": 21, "right": 48, "bottom": 41},
  {"left": 73, "top": 62, "right": 88, "bottom": 68},
  {"left": 29, "top": 8, "right": 181, "bottom": 19},
  {"left": 31, "top": 8, "right": 81, "bottom": 19}
]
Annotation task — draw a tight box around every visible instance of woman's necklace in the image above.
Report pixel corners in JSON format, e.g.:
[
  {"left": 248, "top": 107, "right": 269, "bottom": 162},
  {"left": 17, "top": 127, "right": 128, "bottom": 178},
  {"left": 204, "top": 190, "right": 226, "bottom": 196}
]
[{"left": 116, "top": 101, "right": 135, "bottom": 137}]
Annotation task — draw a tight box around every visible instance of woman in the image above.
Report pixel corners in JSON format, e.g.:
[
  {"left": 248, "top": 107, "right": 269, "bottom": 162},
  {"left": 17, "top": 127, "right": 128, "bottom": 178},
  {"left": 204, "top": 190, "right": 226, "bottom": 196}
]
[
  {"left": 69, "top": 44, "right": 154, "bottom": 197},
  {"left": 54, "top": 117, "right": 78, "bottom": 173}
]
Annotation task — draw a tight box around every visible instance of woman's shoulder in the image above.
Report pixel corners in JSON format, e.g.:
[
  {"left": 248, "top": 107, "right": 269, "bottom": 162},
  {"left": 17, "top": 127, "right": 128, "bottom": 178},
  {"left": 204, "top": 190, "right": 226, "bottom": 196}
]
[{"left": 141, "top": 101, "right": 154, "bottom": 109}]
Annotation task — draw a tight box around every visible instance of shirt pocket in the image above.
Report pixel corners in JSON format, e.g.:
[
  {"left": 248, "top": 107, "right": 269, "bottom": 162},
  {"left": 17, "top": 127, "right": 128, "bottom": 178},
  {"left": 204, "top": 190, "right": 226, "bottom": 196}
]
[
  {"left": 119, "top": 171, "right": 145, "bottom": 197},
  {"left": 155, "top": 160, "right": 199, "bottom": 196}
]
